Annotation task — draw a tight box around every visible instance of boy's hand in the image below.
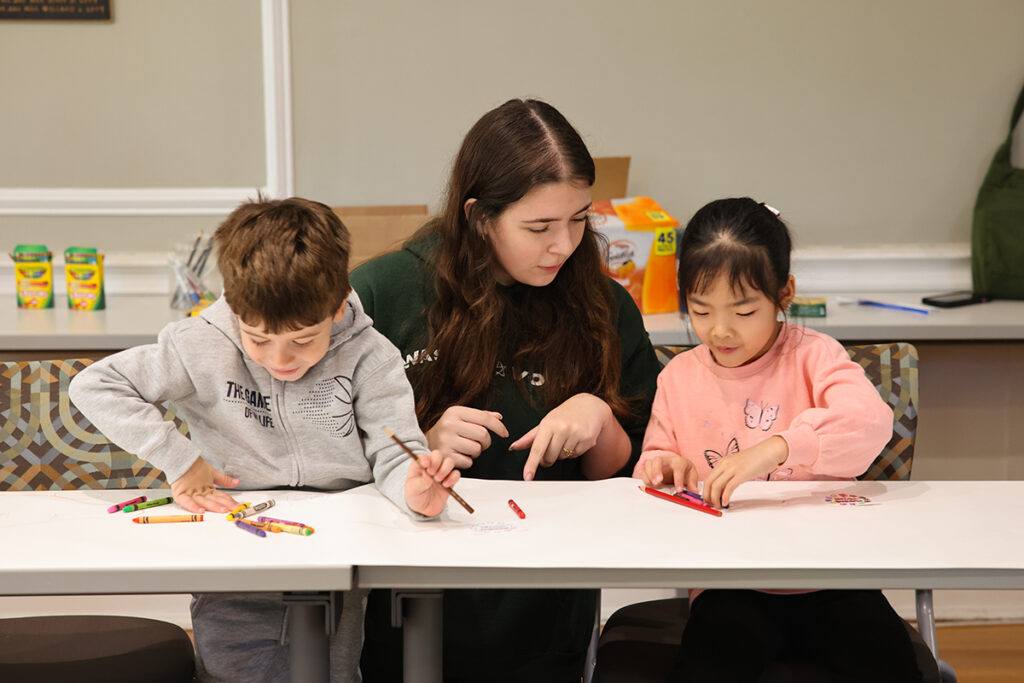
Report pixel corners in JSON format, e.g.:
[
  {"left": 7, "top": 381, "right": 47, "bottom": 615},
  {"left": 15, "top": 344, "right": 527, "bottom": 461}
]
[
  {"left": 426, "top": 407, "right": 508, "bottom": 470},
  {"left": 638, "top": 455, "right": 699, "bottom": 493},
  {"left": 171, "top": 457, "right": 240, "bottom": 514},
  {"left": 404, "top": 449, "right": 460, "bottom": 517},
  {"left": 703, "top": 436, "right": 789, "bottom": 508}
]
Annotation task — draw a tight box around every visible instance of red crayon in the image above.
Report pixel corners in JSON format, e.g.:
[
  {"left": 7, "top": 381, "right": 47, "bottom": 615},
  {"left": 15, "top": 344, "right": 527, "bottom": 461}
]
[
  {"left": 108, "top": 495, "right": 147, "bottom": 513},
  {"left": 641, "top": 486, "right": 722, "bottom": 517},
  {"left": 507, "top": 499, "right": 526, "bottom": 519}
]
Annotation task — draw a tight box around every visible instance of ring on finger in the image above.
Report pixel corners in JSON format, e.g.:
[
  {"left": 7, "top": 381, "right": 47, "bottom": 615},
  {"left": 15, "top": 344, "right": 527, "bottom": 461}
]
[{"left": 560, "top": 446, "right": 576, "bottom": 457}]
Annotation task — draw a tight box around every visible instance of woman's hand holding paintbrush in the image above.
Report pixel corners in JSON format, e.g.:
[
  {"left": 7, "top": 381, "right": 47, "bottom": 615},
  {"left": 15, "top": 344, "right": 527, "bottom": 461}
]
[{"left": 386, "top": 427, "right": 475, "bottom": 515}]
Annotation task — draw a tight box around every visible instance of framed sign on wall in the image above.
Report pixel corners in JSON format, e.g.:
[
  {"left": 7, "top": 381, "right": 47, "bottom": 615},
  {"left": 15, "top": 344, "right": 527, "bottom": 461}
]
[{"left": 0, "top": 0, "right": 111, "bottom": 21}]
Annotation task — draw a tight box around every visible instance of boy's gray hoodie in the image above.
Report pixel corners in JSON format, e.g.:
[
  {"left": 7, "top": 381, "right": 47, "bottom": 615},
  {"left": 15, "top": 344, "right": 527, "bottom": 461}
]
[{"left": 69, "top": 292, "right": 425, "bottom": 515}]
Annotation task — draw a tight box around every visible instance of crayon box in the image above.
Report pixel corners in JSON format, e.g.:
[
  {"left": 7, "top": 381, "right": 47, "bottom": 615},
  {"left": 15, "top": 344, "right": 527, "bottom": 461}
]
[
  {"left": 11, "top": 244, "right": 54, "bottom": 309},
  {"left": 590, "top": 197, "right": 680, "bottom": 314},
  {"left": 64, "top": 247, "right": 106, "bottom": 310}
]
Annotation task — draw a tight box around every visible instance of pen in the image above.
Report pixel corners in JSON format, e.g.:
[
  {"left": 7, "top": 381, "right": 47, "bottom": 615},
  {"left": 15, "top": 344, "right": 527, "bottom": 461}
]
[
  {"left": 508, "top": 499, "right": 526, "bottom": 519},
  {"left": 641, "top": 486, "right": 722, "bottom": 517},
  {"left": 383, "top": 427, "right": 475, "bottom": 514},
  {"left": 122, "top": 497, "right": 173, "bottom": 512},
  {"left": 857, "top": 299, "right": 930, "bottom": 315}
]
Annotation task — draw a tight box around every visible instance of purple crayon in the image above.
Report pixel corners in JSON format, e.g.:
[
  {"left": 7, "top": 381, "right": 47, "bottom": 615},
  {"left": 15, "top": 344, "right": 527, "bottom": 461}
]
[
  {"left": 257, "top": 515, "right": 309, "bottom": 528},
  {"left": 108, "top": 495, "right": 147, "bottom": 513},
  {"left": 234, "top": 519, "right": 266, "bottom": 538}
]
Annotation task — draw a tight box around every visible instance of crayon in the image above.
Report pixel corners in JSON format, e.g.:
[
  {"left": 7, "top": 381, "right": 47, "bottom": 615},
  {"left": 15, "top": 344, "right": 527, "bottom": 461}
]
[
  {"left": 257, "top": 516, "right": 309, "bottom": 528},
  {"left": 108, "top": 495, "right": 147, "bottom": 513},
  {"left": 226, "top": 502, "right": 251, "bottom": 521},
  {"left": 132, "top": 515, "right": 204, "bottom": 524},
  {"left": 234, "top": 519, "right": 266, "bottom": 538},
  {"left": 122, "top": 497, "right": 173, "bottom": 512},
  {"left": 268, "top": 523, "right": 314, "bottom": 536},
  {"left": 507, "top": 499, "right": 526, "bottom": 519},
  {"left": 233, "top": 500, "right": 275, "bottom": 520}
]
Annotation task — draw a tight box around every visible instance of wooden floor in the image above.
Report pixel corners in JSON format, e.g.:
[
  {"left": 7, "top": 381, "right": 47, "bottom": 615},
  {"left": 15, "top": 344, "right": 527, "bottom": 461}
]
[{"left": 935, "top": 623, "right": 1024, "bottom": 683}]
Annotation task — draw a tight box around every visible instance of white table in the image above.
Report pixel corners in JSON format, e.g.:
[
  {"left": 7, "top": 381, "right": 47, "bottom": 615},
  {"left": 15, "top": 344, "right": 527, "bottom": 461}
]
[
  {"left": 643, "top": 291, "right": 1024, "bottom": 344},
  {"left": 331, "top": 478, "right": 1024, "bottom": 682},
  {"left": 0, "top": 488, "right": 353, "bottom": 682},
  {"left": 6, "top": 480, "right": 1024, "bottom": 682}
]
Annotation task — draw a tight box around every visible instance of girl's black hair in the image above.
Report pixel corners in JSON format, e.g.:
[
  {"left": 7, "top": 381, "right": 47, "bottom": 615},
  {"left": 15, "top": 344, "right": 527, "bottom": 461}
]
[{"left": 677, "top": 197, "right": 792, "bottom": 311}]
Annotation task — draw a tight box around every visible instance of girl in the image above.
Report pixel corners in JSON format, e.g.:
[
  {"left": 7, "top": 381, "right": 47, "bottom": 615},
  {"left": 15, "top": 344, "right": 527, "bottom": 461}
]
[
  {"left": 352, "top": 99, "right": 662, "bottom": 682},
  {"left": 636, "top": 197, "right": 927, "bottom": 682}
]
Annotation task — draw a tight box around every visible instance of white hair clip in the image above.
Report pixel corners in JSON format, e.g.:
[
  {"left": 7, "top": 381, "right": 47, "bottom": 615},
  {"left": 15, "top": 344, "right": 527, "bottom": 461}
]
[{"left": 761, "top": 203, "right": 781, "bottom": 217}]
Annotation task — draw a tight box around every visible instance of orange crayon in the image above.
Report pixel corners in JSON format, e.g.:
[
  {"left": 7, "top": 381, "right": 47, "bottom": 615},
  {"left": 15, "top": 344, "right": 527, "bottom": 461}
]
[{"left": 132, "top": 514, "right": 204, "bottom": 524}]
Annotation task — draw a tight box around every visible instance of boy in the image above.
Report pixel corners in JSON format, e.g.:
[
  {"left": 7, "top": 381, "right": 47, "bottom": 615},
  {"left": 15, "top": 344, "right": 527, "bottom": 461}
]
[{"left": 69, "top": 196, "right": 459, "bottom": 682}]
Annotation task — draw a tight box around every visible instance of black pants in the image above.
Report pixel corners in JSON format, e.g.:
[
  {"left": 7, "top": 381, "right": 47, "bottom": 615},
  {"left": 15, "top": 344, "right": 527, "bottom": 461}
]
[{"left": 670, "top": 590, "right": 926, "bottom": 683}]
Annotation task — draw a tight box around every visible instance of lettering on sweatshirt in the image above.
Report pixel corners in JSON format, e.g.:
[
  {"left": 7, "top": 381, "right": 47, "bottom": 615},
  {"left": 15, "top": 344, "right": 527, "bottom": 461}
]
[{"left": 224, "top": 380, "right": 274, "bottom": 428}]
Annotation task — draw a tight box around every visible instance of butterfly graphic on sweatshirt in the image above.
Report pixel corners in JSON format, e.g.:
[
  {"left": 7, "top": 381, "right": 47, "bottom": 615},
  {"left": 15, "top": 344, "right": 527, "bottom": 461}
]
[
  {"left": 744, "top": 399, "right": 780, "bottom": 431},
  {"left": 704, "top": 437, "right": 740, "bottom": 469}
]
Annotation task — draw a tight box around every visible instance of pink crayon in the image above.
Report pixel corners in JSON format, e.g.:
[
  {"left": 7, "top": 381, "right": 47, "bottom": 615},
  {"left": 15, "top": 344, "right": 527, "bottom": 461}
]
[{"left": 107, "top": 495, "right": 147, "bottom": 513}]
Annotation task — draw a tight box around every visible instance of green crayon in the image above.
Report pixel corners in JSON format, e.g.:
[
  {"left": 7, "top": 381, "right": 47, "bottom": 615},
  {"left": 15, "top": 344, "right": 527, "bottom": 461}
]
[{"left": 123, "top": 496, "right": 173, "bottom": 512}]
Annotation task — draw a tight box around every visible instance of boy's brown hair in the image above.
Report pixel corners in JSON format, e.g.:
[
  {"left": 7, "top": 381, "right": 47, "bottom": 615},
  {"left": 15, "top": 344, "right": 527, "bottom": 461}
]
[{"left": 215, "top": 196, "right": 351, "bottom": 333}]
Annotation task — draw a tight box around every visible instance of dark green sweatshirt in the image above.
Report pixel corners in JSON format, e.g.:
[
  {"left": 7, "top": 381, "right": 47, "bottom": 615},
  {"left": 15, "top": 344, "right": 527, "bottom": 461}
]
[{"left": 352, "top": 230, "right": 661, "bottom": 682}]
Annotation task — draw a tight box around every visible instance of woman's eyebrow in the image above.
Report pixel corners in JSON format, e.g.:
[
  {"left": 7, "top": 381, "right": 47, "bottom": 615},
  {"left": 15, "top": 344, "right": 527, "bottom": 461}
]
[{"left": 522, "top": 202, "right": 593, "bottom": 224}]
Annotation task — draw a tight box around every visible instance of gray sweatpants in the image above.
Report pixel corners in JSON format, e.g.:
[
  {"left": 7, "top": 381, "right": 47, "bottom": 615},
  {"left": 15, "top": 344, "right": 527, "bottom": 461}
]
[{"left": 191, "top": 589, "right": 367, "bottom": 683}]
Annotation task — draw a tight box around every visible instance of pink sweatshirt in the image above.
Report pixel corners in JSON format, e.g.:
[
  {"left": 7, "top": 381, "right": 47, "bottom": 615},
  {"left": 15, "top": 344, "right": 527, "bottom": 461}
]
[
  {"left": 637, "top": 323, "right": 893, "bottom": 601},
  {"left": 636, "top": 323, "right": 893, "bottom": 484}
]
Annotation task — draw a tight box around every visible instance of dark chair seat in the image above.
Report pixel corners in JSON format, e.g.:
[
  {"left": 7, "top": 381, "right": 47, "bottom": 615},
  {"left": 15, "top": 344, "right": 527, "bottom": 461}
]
[
  {"left": 594, "top": 597, "right": 942, "bottom": 683},
  {"left": 0, "top": 615, "right": 195, "bottom": 683}
]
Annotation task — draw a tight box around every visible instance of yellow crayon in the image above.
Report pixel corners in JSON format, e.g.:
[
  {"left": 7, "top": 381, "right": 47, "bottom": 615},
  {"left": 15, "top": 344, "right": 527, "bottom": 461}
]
[
  {"left": 226, "top": 502, "right": 251, "bottom": 521},
  {"left": 132, "top": 514, "right": 204, "bottom": 524}
]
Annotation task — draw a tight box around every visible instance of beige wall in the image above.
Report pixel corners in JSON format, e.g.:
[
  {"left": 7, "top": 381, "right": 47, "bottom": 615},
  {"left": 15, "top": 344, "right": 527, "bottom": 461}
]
[{"left": 2, "top": 0, "right": 1024, "bottom": 251}]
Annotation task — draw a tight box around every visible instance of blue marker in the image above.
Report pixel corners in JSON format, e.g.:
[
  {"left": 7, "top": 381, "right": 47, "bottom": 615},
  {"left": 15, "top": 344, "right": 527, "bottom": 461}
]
[{"left": 857, "top": 299, "right": 930, "bottom": 315}]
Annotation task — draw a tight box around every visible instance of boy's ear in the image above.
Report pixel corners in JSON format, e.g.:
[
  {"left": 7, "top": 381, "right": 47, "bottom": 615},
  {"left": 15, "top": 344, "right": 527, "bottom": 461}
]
[
  {"left": 779, "top": 275, "right": 796, "bottom": 309},
  {"left": 332, "top": 295, "right": 349, "bottom": 322}
]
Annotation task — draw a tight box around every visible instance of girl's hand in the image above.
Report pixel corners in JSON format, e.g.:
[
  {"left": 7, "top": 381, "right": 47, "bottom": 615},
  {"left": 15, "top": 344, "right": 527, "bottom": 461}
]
[
  {"left": 512, "top": 393, "right": 612, "bottom": 481},
  {"left": 405, "top": 449, "right": 461, "bottom": 517},
  {"left": 425, "top": 407, "right": 508, "bottom": 470},
  {"left": 704, "top": 436, "right": 788, "bottom": 508},
  {"left": 638, "top": 455, "right": 700, "bottom": 493},
  {"left": 171, "top": 457, "right": 240, "bottom": 513}
]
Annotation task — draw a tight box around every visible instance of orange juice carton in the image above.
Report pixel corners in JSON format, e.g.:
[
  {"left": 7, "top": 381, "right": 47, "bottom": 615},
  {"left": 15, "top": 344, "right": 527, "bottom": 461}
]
[
  {"left": 11, "top": 244, "right": 54, "bottom": 309},
  {"left": 590, "top": 197, "right": 679, "bottom": 314},
  {"left": 64, "top": 247, "right": 106, "bottom": 310}
]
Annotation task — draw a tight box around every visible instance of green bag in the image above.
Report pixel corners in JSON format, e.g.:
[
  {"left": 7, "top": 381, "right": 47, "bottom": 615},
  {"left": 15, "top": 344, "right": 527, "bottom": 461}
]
[{"left": 971, "top": 81, "right": 1024, "bottom": 299}]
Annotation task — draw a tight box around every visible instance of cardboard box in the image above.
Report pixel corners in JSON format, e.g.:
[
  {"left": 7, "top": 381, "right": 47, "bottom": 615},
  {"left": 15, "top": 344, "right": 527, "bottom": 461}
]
[
  {"left": 590, "top": 197, "right": 679, "bottom": 314},
  {"left": 332, "top": 205, "right": 430, "bottom": 267}
]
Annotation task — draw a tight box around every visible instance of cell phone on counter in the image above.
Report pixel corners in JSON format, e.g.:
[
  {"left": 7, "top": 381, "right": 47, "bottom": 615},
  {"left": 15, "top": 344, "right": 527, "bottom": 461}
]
[{"left": 921, "top": 291, "right": 991, "bottom": 308}]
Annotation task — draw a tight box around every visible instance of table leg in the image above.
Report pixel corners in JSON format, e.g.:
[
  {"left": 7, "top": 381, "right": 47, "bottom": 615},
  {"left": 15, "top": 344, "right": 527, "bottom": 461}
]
[
  {"left": 284, "top": 591, "right": 334, "bottom": 683},
  {"left": 398, "top": 590, "right": 443, "bottom": 683}
]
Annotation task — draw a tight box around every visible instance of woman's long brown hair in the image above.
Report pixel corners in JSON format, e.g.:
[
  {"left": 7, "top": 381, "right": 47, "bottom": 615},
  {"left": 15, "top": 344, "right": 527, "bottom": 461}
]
[{"left": 411, "top": 99, "right": 634, "bottom": 429}]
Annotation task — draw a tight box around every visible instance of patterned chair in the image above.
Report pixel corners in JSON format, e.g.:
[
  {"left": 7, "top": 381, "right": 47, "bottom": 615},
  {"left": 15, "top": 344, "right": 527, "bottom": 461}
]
[
  {"left": 591, "top": 342, "right": 957, "bottom": 683},
  {"left": 0, "top": 359, "right": 196, "bottom": 683}
]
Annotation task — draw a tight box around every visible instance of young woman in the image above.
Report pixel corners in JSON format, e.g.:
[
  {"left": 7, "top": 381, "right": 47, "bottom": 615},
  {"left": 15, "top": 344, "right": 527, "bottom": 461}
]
[{"left": 352, "top": 98, "right": 662, "bottom": 682}]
